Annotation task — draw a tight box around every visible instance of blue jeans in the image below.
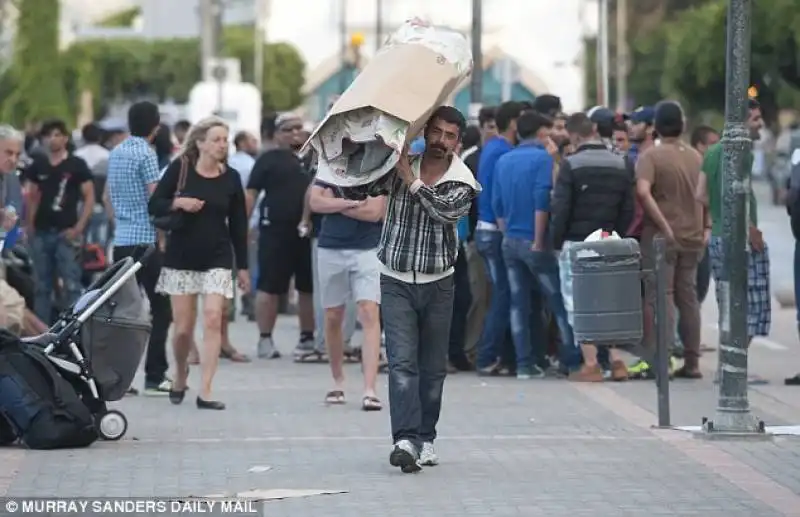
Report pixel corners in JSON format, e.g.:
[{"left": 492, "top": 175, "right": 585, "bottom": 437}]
[
  {"left": 507, "top": 238, "right": 582, "bottom": 370},
  {"left": 30, "top": 230, "right": 83, "bottom": 323},
  {"left": 502, "top": 237, "right": 546, "bottom": 371},
  {"left": 86, "top": 206, "right": 109, "bottom": 248},
  {"left": 474, "top": 229, "right": 510, "bottom": 369},
  {"left": 382, "top": 274, "right": 454, "bottom": 448}
]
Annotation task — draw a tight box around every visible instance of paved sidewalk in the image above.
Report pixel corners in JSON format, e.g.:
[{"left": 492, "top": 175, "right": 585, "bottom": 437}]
[{"left": 2, "top": 315, "right": 800, "bottom": 517}]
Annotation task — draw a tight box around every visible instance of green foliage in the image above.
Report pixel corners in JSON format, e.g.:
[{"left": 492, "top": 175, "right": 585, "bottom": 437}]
[
  {"left": 96, "top": 6, "right": 141, "bottom": 28},
  {"left": 59, "top": 25, "right": 305, "bottom": 118},
  {"left": 627, "top": 0, "right": 800, "bottom": 118},
  {"left": 1, "top": 17, "right": 305, "bottom": 126},
  {"left": 2, "top": 0, "right": 70, "bottom": 125}
]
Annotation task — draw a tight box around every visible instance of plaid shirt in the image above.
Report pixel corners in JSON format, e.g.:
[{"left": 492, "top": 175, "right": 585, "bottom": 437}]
[
  {"left": 107, "top": 136, "right": 160, "bottom": 246},
  {"left": 368, "top": 155, "right": 480, "bottom": 282}
]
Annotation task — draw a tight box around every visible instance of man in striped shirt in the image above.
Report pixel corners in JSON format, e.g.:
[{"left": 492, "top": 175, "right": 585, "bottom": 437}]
[{"left": 366, "top": 106, "right": 480, "bottom": 473}]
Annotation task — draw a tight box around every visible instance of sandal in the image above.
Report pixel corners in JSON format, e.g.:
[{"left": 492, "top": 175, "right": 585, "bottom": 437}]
[
  {"left": 361, "top": 396, "right": 382, "bottom": 411},
  {"left": 324, "top": 390, "right": 345, "bottom": 405},
  {"left": 220, "top": 347, "right": 251, "bottom": 363}
]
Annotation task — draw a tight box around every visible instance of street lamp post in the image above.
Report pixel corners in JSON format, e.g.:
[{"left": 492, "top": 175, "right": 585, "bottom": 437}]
[
  {"left": 705, "top": 0, "right": 766, "bottom": 436},
  {"left": 469, "top": 0, "right": 483, "bottom": 119}
]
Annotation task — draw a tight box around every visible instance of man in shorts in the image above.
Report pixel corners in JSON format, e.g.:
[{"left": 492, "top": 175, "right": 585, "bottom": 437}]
[
  {"left": 246, "top": 114, "right": 316, "bottom": 359},
  {"left": 308, "top": 182, "right": 385, "bottom": 409}
]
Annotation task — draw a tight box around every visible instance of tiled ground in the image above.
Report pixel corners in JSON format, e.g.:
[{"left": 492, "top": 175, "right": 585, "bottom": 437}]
[{"left": 2, "top": 315, "right": 799, "bottom": 516}]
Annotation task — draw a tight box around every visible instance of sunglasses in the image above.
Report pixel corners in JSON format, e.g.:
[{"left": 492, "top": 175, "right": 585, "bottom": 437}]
[{"left": 280, "top": 125, "right": 303, "bottom": 133}]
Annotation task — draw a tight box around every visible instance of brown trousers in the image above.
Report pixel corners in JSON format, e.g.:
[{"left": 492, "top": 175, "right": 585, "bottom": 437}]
[{"left": 640, "top": 239, "right": 704, "bottom": 368}]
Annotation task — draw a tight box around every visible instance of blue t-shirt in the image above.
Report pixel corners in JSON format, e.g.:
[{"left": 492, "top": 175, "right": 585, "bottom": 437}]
[
  {"left": 317, "top": 213, "right": 382, "bottom": 250},
  {"left": 315, "top": 184, "right": 382, "bottom": 249},
  {"left": 477, "top": 136, "right": 514, "bottom": 224}
]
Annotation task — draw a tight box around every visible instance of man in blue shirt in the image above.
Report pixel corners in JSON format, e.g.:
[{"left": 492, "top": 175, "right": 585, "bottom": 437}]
[
  {"left": 493, "top": 111, "right": 577, "bottom": 378},
  {"left": 106, "top": 102, "right": 172, "bottom": 396},
  {"left": 474, "top": 101, "right": 522, "bottom": 374}
]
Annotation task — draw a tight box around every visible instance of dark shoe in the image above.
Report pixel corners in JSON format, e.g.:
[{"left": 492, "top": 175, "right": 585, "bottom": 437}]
[
  {"left": 674, "top": 366, "right": 703, "bottom": 379},
  {"left": 196, "top": 397, "right": 226, "bottom": 410},
  {"left": 169, "top": 389, "right": 187, "bottom": 405},
  {"left": 784, "top": 374, "right": 800, "bottom": 386},
  {"left": 450, "top": 354, "right": 474, "bottom": 372}
]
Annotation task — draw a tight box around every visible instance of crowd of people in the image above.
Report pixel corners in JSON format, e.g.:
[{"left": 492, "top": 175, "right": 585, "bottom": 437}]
[{"left": 0, "top": 90, "right": 799, "bottom": 471}]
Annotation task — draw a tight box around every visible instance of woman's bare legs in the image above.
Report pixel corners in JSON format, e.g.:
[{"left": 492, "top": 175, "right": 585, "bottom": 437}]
[
  {"left": 199, "top": 293, "right": 225, "bottom": 403},
  {"left": 170, "top": 294, "right": 197, "bottom": 392}
]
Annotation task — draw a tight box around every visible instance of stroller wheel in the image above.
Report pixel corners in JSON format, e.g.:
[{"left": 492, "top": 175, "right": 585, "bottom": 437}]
[{"left": 97, "top": 410, "right": 127, "bottom": 441}]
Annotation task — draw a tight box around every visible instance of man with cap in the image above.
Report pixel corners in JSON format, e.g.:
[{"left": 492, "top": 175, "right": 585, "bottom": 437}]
[
  {"left": 626, "top": 106, "right": 656, "bottom": 166},
  {"left": 246, "top": 113, "right": 317, "bottom": 360},
  {"left": 586, "top": 106, "right": 619, "bottom": 151}
]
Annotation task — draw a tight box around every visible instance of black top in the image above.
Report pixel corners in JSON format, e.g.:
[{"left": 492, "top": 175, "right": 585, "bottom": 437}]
[
  {"left": 550, "top": 142, "right": 635, "bottom": 248},
  {"left": 247, "top": 148, "right": 313, "bottom": 227},
  {"left": 21, "top": 155, "right": 93, "bottom": 231},
  {"left": 149, "top": 159, "right": 248, "bottom": 272},
  {"left": 462, "top": 146, "right": 481, "bottom": 241}
]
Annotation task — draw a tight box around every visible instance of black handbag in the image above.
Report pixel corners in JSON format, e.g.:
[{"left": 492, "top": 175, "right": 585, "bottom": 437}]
[{"left": 152, "top": 158, "right": 189, "bottom": 231}]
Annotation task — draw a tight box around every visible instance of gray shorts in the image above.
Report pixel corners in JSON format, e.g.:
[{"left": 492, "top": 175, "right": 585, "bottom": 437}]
[{"left": 317, "top": 247, "right": 381, "bottom": 308}]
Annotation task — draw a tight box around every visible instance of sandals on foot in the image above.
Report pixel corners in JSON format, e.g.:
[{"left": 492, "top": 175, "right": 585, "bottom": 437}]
[
  {"left": 324, "top": 390, "right": 345, "bottom": 405},
  {"left": 361, "top": 396, "right": 382, "bottom": 411},
  {"left": 220, "top": 347, "right": 251, "bottom": 362}
]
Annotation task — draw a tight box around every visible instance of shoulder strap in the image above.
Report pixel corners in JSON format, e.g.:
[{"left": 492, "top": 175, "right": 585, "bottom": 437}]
[{"left": 176, "top": 157, "right": 189, "bottom": 192}]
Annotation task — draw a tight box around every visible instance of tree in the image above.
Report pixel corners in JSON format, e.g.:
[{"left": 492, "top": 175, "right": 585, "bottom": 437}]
[
  {"left": 58, "top": 25, "right": 305, "bottom": 119},
  {"left": 1, "top": 0, "right": 70, "bottom": 125},
  {"left": 658, "top": 0, "right": 800, "bottom": 122},
  {"left": 96, "top": 6, "right": 141, "bottom": 28}
]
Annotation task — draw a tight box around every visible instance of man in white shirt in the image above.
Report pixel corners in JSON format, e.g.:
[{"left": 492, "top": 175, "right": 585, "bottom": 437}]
[
  {"left": 228, "top": 131, "right": 260, "bottom": 322},
  {"left": 229, "top": 131, "right": 259, "bottom": 188},
  {"left": 75, "top": 123, "right": 111, "bottom": 246}
]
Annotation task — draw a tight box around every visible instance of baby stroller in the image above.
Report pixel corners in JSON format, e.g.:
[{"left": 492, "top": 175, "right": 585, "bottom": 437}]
[{"left": 21, "top": 248, "right": 154, "bottom": 441}]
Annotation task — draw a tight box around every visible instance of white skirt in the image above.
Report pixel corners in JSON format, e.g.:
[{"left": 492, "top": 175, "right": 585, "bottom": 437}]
[{"left": 156, "top": 268, "right": 234, "bottom": 299}]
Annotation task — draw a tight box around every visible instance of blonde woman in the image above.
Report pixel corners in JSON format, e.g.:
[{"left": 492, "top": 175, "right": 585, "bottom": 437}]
[{"left": 148, "top": 117, "right": 249, "bottom": 410}]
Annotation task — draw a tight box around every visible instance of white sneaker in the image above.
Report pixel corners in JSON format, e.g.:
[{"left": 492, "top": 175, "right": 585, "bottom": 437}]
[
  {"left": 389, "top": 439, "right": 421, "bottom": 473},
  {"left": 419, "top": 442, "right": 439, "bottom": 466},
  {"left": 257, "top": 337, "right": 280, "bottom": 359}
]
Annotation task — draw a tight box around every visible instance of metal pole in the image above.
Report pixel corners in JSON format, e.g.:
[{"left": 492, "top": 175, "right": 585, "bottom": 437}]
[
  {"left": 706, "top": 0, "right": 762, "bottom": 434},
  {"left": 469, "top": 0, "right": 483, "bottom": 119},
  {"left": 653, "top": 237, "right": 671, "bottom": 428},
  {"left": 254, "top": 0, "right": 265, "bottom": 93},
  {"left": 339, "top": 0, "right": 348, "bottom": 94},
  {"left": 375, "top": 0, "right": 383, "bottom": 52},
  {"left": 211, "top": 0, "right": 224, "bottom": 115},
  {"left": 597, "top": 0, "right": 610, "bottom": 106},
  {"left": 199, "top": 0, "right": 214, "bottom": 82},
  {"left": 501, "top": 59, "right": 512, "bottom": 102},
  {"left": 615, "top": 0, "right": 628, "bottom": 111}
]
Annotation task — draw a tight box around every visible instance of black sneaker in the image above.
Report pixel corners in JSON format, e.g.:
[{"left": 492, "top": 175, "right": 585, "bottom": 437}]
[{"left": 785, "top": 374, "right": 800, "bottom": 386}]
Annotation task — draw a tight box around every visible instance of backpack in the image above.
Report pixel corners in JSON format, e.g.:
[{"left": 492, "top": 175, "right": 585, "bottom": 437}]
[{"left": 0, "top": 330, "right": 98, "bottom": 449}]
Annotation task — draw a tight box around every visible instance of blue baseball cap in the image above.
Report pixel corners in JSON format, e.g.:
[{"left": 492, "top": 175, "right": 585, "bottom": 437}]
[
  {"left": 587, "top": 106, "right": 616, "bottom": 125},
  {"left": 628, "top": 106, "right": 655, "bottom": 125}
]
